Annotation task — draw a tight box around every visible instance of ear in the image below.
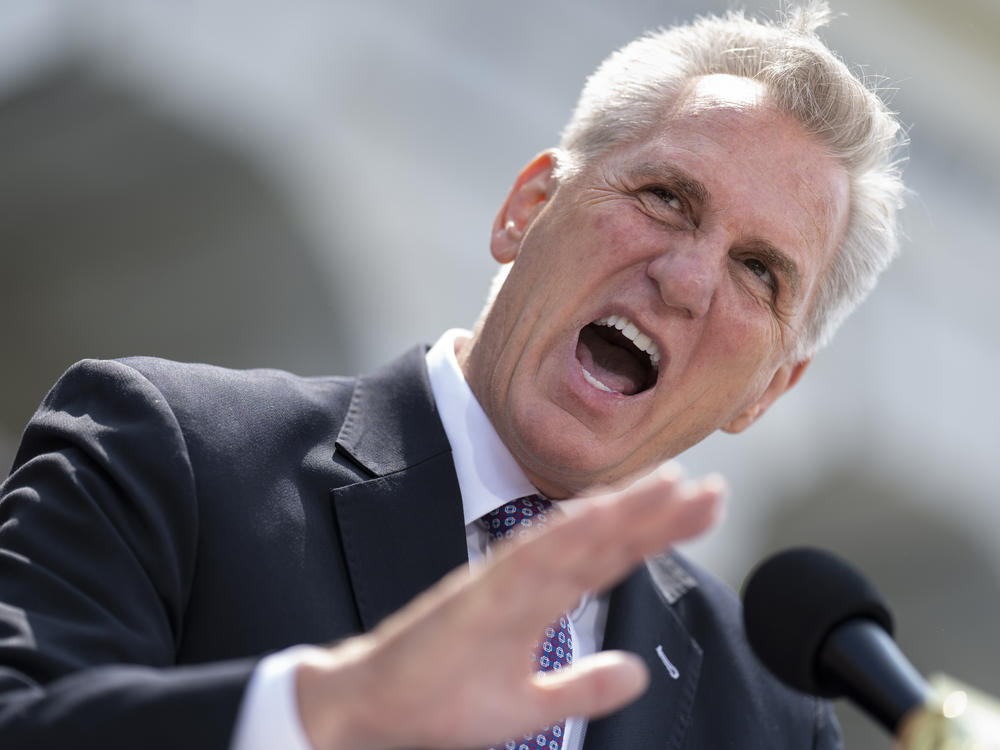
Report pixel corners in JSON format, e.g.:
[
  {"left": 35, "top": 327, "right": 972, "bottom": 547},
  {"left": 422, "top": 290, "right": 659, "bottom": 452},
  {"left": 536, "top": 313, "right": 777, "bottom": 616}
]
[
  {"left": 490, "top": 151, "right": 557, "bottom": 263},
  {"left": 721, "top": 359, "right": 811, "bottom": 434}
]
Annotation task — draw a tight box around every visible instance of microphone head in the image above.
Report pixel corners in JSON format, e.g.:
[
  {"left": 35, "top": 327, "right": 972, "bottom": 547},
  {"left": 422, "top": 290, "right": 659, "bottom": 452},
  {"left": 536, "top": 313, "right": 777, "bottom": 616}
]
[{"left": 742, "top": 546, "right": 894, "bottom": 697}]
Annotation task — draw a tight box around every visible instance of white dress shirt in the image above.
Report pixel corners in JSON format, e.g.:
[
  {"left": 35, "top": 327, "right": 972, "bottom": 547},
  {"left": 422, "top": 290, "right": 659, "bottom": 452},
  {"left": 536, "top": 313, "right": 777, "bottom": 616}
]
[{"left": 230, "top": 330, "right": 609, "bottom": 750}]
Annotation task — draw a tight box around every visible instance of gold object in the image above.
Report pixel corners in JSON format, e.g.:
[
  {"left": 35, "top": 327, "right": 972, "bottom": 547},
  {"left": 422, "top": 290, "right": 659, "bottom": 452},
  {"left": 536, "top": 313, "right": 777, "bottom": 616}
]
[{"left": 900, "top": 675, "right": 1000, "bottom": 749}]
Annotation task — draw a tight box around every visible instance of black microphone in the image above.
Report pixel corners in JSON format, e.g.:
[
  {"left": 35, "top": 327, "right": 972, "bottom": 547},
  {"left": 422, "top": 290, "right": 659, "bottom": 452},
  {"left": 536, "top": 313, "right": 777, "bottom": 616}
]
[{"left": 741, "top": 547, "right": 929, "bottom": 734}]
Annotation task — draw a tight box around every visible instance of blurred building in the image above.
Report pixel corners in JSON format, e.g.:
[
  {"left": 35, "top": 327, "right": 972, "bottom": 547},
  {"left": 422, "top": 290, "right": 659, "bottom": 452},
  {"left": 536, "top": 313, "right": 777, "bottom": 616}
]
[{"left": 1, "top": 2, "right": 998, "bottom": 747}]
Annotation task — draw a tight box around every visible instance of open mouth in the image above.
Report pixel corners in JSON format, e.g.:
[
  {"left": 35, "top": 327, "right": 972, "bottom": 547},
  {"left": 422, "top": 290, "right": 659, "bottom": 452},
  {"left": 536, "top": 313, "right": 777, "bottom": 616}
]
[{"left": 575, "top": 315, "right": 661, "bottom": 396}]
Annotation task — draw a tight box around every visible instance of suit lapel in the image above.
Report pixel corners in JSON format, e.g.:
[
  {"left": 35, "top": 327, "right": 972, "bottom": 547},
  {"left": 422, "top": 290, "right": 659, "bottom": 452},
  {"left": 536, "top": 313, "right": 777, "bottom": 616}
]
[
  {"left": 583, "top": 555, "right": 703, "bottom": 750},
  {"left": 330, "top": 346, "right": 468, "bottom": 631}
]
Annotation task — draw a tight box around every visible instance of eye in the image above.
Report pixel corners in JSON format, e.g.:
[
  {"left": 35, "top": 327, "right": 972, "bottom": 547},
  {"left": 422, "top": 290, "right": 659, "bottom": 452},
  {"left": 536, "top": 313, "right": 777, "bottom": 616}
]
[
  {"left": 743, "top": 257, "right": 776, "bottom": 289},
  {"left": 649, "top": 186, "right": 683, "bottom": 211}
]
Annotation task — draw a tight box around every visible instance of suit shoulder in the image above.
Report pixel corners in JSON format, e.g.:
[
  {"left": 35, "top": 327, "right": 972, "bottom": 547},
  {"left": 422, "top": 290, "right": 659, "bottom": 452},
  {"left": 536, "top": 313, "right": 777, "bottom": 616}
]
[
  {"left": 35, "top": 357, "right": 357, "bottom": 464},
  {"left": 114, "top": 356, "right": 356, "bottom": 447},
  {"left": 117, "top": 356, "right": 353, "bottom": 396},
  {"left": 108, "top": 356, "right": 349, "bottom": 414},
  {"left": 45, "top": 356, "right": 354, "bottom": 399}
]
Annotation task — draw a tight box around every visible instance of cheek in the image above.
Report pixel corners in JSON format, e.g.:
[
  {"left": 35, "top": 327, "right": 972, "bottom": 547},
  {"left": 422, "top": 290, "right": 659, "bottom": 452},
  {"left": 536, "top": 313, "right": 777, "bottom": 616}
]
[
  {"left": 518, "top": 210, "right": 645, "bottom": 313},
  {"left": 708, "top": 304, "right": 772, "bottom": 357},
  {"left": 596, "top": 209, "right": 660, "bottom": 264},
  {"left": 694, "top": 311, "right": 783, "bottom": 395}
]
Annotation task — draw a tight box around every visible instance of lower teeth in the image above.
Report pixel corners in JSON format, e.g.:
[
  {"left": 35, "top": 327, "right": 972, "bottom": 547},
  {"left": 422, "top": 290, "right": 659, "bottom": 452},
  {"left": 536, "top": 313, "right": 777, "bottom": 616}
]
[{"left": 581, "top": 366, "right": 614, "bottom": 392}]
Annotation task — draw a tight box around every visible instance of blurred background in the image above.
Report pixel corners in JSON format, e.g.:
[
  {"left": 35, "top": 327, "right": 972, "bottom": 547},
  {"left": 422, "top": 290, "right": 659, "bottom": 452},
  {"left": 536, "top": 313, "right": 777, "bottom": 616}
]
[{"left": 1, "top": 1, "right": 997, "bottom": 746}]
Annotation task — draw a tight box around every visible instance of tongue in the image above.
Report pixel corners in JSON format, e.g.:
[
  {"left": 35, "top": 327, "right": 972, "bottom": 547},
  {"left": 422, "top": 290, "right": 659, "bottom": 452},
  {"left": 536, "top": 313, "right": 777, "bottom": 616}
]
[{"left": 576, "top": 325, "right": 648, "bottom": 396}]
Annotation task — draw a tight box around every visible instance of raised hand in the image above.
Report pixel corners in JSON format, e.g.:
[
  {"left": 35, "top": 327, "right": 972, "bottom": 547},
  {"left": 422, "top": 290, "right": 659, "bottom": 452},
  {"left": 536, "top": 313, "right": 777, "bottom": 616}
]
[{"left": 296, "top": 463, "right": 725, "bottom": 750}]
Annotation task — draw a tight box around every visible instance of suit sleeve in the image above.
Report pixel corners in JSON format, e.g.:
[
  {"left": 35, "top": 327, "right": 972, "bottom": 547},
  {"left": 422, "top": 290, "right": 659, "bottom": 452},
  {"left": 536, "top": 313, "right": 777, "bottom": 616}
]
[
  {"left": 813, "top": 697, "right": 844, "bottom": 750},
  {"left": 0, "top": 359, "right": 257, "bottom": 748}
]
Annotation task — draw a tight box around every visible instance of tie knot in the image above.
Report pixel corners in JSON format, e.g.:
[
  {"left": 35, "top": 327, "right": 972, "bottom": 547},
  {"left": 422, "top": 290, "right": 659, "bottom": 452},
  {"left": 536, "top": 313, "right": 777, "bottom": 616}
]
[{"left": 479, "top": 494, "right": 554, "bottom": 543}]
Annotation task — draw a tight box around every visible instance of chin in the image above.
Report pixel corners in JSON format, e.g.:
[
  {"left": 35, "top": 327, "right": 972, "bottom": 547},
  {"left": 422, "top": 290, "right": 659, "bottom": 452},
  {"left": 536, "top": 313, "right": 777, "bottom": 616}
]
[{"left": 505, "top": 407, "right": 632, "bottom": 496}]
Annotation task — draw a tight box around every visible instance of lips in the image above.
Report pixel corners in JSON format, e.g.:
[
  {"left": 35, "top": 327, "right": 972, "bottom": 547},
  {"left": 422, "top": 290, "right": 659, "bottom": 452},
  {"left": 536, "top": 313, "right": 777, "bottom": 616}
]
[{"left": 575, "top": 315, "right": 660, "bottom": 396}]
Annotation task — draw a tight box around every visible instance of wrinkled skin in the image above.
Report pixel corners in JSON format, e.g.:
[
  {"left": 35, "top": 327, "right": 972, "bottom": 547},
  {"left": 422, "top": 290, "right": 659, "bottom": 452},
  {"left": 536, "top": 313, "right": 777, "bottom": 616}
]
[{"left": 460, "top": 74, "right": 849, "bottom": 498}]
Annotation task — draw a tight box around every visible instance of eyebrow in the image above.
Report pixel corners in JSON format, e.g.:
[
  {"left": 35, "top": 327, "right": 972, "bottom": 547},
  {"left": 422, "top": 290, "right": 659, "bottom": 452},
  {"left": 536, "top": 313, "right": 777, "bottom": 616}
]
[
  {"left": 743, "top": 239, "right": 801, "bottom": 299},
  {"left": 632, "top": 162, "right": 711, "bottom": 208},
  {"left": 631, "top": 162, "right": 802, "bottom": 299}
]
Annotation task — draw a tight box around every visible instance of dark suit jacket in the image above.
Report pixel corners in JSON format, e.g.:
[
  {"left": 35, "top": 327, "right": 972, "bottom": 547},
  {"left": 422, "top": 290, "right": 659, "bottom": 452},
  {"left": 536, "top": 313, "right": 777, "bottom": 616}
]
[{"left": 0, "top": 346, "right": 840, "bottom": 748}]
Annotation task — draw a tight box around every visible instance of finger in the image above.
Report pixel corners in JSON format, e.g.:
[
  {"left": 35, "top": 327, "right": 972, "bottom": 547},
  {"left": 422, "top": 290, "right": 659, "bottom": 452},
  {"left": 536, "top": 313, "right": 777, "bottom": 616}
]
[
  {"left": 498, "top": 462, "right": 701, "bottom": 575},
  {"left": 525, "top": 469, "right": 724, "bottom": 599},
  {"left": 531, "top": 651, "right": 650, "bottom": 723},
  {"left": 582, "top": 468, "right": 726, "bottom": 554},
  {"left": 482, "top": 469, "right": 724, "bottom": 639},
  {"left": 607, "top": 474, "right": 727, "bottom": 559},
  {"left": 558, "top": 463, "right": 724, "bottom": 565},
  {"left": 545, "top": 490, "right": 719, "bottom": 611},
  {"left": 566, "top": 458, "right": 686, "bottom": 503}
]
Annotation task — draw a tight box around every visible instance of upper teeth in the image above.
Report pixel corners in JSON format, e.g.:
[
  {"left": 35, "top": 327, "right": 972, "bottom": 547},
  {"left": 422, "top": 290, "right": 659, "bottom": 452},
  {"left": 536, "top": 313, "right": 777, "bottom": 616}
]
[{"left": 596, "top": 315, "right": 661, "bottom": 368}]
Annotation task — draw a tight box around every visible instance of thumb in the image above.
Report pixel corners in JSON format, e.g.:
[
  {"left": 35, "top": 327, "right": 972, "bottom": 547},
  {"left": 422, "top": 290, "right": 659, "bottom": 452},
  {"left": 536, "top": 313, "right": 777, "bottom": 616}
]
[{"left": 532, "top": 651, "right": 650, "bottom": 722}]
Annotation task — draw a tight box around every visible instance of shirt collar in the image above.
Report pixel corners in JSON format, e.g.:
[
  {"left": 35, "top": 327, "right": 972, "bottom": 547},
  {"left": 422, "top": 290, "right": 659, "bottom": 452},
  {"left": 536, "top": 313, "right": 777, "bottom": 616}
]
[{"left": 425, "top": 329, "right": 538, "bottom": 526}]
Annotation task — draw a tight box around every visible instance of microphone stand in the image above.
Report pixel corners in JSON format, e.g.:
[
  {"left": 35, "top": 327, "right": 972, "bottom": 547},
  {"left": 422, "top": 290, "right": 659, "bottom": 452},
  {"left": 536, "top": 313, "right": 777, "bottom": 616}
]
[{"left": 899, "top": 675, "right": 1000, "bottom": 749}]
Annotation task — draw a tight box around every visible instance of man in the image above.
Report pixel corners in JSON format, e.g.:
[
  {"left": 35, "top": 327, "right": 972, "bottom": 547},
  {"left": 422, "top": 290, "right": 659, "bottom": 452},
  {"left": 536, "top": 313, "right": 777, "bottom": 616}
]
[{"left": 0, "top": 3, "right": 904, "bottom": 749}]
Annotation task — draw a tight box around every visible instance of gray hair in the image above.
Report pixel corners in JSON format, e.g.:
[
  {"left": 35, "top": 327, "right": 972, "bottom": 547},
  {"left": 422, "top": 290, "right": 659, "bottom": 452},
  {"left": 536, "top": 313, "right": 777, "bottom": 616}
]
[{"left": 555, "top": 1, "right": 906, "bottom": 359}]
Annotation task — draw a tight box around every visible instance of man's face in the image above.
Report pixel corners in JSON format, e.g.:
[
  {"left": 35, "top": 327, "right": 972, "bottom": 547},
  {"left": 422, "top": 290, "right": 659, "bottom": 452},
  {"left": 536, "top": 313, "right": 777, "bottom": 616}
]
[{"left": 460, "top": 75, "right": 849, "bottom": 498}]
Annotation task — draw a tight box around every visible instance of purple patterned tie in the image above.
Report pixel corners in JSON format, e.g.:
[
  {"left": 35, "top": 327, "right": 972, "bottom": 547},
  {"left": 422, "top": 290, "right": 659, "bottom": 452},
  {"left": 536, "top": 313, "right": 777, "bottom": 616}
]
[{"left": 479, "top": 496, "right": 572, "bottom": 750}]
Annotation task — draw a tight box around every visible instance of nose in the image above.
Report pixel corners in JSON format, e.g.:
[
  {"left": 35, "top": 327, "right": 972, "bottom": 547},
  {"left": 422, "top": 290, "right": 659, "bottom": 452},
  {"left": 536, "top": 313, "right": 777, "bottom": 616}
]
[{"left": 646, "top": 238, "right": 724, "bottom": 319}]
